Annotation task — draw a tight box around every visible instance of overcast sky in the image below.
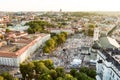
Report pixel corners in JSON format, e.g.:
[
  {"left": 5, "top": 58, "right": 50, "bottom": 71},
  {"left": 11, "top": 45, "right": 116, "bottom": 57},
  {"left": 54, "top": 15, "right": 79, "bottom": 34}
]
[{"left": 0, "top": 0, "right": 120, "bottom": 11}]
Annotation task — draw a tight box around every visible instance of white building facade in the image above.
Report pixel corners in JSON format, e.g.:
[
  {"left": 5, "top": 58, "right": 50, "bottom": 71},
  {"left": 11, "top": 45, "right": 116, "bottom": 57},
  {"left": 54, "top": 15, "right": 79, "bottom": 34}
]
[
  {"left": 96, "top": 49, "right": 120, "bottom": 80},
  {"left": 48, "top": 28, "right": 75, "bottom": 34},
  {"left": 93, "top": 27, "right": 100, "bottom": 41},
  {"left": 0, "top": 34, "right": 50, "bottom": 67}
]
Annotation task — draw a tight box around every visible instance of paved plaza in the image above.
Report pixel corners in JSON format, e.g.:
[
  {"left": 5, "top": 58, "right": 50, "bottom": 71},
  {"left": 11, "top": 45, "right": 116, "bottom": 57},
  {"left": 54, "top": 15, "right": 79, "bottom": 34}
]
[
  {"left": 0, "top": 33, "right": 97, "bottom": 76},
  {"left": 31, "top": 33, "right": 97, "bottom": 69}
]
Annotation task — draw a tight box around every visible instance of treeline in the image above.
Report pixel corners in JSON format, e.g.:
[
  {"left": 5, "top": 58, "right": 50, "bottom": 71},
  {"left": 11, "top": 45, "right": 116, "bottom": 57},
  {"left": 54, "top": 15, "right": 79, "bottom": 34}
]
[
  {"left": 43, "top": 32, "right": 68, "bottom": 53},
  {"left": 20, "top": 59, "right": 96, "bottom": 80},
  {"left": 70, "top": 12, "right": 98, "bottom": 17},
  {"left": 0, "top": 72, "right": 18, "bottom": 80},
  {"left": 83, "top": 23, "right": 96, "bottom": 36},
  {"left": 25, "top": 21, "right": 55, "bottom": 34}
]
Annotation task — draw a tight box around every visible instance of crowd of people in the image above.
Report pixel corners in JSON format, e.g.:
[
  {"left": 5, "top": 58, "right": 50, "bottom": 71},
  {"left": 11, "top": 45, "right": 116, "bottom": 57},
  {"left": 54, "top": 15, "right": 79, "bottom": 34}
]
[
  {"left": 0, "top": 33, "right": 96, "bottom": 77},
  {"left": 31, "top": 33, "right": 95, "bottom": 70}
]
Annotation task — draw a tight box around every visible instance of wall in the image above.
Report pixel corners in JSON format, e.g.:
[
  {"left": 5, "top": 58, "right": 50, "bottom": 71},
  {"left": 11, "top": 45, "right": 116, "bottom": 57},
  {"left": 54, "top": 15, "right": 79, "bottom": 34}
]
[
  {"left": 0, "top": 34, "right": 50, "bottom": 66},
  {"left": 96, "top": 51, "right": 120, "bottom": 80}
]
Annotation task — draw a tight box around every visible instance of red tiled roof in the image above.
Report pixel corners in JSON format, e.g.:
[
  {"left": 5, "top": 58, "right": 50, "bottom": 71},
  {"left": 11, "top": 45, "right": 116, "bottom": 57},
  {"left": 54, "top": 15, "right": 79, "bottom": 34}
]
[
  {"left": 0, "top": 51, "right": 16, "bottom": 58},
  {"left": 0, "top": 34, "right": 48, "bottom": 58},
  {"left": 15, "top": 35, "right": 41, "bottom": 56}
]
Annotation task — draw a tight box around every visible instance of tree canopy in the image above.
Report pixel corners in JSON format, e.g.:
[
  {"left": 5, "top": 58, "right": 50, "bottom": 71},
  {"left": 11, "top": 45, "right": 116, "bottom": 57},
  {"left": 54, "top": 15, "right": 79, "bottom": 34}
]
[
  {"left": 43, "top": 32, "right": 68, "bottom": 53},
  {"left": 84, "top": 23, "right": 96, "bottom": 36},
  {"left": 0, "top": 72, "right": 18, "bottom": 80},
  {"left": 25, "top": 21, "right": 54, "bottom": 34},
  {"left": 19, "top": 59, "right": 96, "bottom": 80}
]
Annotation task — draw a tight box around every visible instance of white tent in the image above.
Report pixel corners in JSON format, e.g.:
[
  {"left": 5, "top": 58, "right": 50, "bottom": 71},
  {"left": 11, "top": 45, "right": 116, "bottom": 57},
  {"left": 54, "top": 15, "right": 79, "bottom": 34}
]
[{"left": 70, "top": 59, "right": 82, "bottom": 66}]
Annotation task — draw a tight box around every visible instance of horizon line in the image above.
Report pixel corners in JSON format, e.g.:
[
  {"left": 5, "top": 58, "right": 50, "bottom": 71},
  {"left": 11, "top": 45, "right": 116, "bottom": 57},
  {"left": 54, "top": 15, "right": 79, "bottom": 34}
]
[{"left": 1, "top": 10, "right": 120, "bottom": 12}]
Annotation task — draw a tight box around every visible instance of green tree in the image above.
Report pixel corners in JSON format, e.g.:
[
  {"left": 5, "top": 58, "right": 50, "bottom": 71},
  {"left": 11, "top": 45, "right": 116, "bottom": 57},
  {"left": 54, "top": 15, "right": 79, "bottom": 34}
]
[
  {"left": 20, "top": 62, "right": 35, "bottom": 79},
  {"left": 33, "top": 61, "right": 41, "bottom": 74},
  {"left": 37, "top": 62, "right": 50, "bottom": 74},
  {"left": 61, "top": 32, "right": 68, "bottom": 39},
  {"left": 85, "top": 23, "right": 96, "bottom": 36},
  {"left": 88, "top": 24, "right": 95, "bottom": 28},
  {"left": 43, "top": 46, "right": 51, "bottom": 53},
  {"left": 50, "top": 69, "right": 57, "bottom": 79},
  {"left": 27, "top": 27, "right": 34, "bottom": 34},
  {"left": 33, "top": 23, "right": 42, "bottom": 32},
  {"left": 15, "top": 78, "right": 19, "bottom": 80},
  {"left": 70, "top": 69, "right": 77, "bottom": 77},
  {"left": 38, "top": 73, "right": 52, "bottom": 80},
  {"left": 75, "top": 72, "right": 92, "bottom": 80},
  {"left": 20, "top": 63, "right": 28, "bottom": 79},
  {"left": 1, "top": 72, "right": 14, "bottom": 80},
  {"left": 7, "top": 23, "right": 13, "bottom": 26},
  {"left": 43, "top": 59, "right": 54, "bottom": 69},
  {"left": 26, "top": 20, "right": 54, "bottom": 34},
  {"left": 0, "top": 76, "right": 4, "bottom": 80},
  {"left": 26, "top": 62, "right": 35, "bottom": 79},
  {"left": 64, "top": 74, "right": 77, "bottom": 80},
  {"left": 56, "top": 67, "right": 65, "bottom": 77},
  {"left": 43, "top": 32, "right": 68, "bottom": 54},
  {"left": 56, "top": 77, "right": 64, "bottom": 80},
  {"left": 79, "top": 67, "right": 96, "bottom": 79},
  {"left": 19, "top": 59, "right": 96, "bottom": 80},
  {"left": 57, "top": 34, "right": 66, "bottom": 45},
  {"left": 6, "top": 28, "right": 10, "bottom": 33},
  {"left": 52, "top": 36, "right": 58, "bottom": 47},
  {"left": 46, "top": 39, "right": 55, "bottom": 50}
]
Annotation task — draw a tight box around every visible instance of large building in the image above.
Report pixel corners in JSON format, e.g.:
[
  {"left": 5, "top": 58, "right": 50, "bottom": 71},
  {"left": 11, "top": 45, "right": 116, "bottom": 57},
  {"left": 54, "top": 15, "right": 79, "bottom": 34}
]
[
  {"left": 93, "top": 27, "right": 100, "bottom": 41},
  {"left": 95, "top": 37, "right": 120, "bottom": 80},
  {"left": 0, "top": 33, "right": 50, "bottom": 67},
  {"left": 46, "top": 28, "right": 75, "bottom": 34}
]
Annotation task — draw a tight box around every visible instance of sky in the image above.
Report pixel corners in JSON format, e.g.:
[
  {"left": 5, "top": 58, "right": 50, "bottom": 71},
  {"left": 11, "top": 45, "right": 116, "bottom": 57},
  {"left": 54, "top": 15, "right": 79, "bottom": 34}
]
[{"left": 0, "top": 0, "right": 120, "bottom": 12}]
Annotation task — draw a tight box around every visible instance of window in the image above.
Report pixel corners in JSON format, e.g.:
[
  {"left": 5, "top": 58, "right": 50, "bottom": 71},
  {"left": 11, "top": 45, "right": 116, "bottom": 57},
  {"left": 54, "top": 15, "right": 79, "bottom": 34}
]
[
  {"left": 113, "top": 74, "right": 114, "bottom": 78},
  {"left": 110, "top": 71, "right": 112, "bottom": 75},
  {"left": 102, "top": 66, "right": 104, "bottom": 70}
]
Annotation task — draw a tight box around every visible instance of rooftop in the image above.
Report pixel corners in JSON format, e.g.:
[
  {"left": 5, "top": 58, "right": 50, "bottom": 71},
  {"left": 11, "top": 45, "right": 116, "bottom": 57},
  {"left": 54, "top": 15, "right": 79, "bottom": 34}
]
[
  {"left": 98, "top": 48, "right": 120, "bottom": 71},
  {"left": 99, "top": 37, "right": 120, "bottom": 48},
  {"left": 93, "top": 36, "right": 120, "bottom": 73},
  {"left": 0, "top": 33, "right": 48, "bottom": 58}
]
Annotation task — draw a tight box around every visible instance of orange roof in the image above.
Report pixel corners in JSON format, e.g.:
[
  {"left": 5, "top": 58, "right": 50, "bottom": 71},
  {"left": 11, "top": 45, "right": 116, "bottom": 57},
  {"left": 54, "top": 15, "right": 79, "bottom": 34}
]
[
  {"left": 0, "top": 51, "right": 16, "bottom": 58},
  {"left": 15, "top": 35, "right": 42, "bottom": 56},
  {"left": 0, "top": 34, "right": 48, "bottom": 58}
]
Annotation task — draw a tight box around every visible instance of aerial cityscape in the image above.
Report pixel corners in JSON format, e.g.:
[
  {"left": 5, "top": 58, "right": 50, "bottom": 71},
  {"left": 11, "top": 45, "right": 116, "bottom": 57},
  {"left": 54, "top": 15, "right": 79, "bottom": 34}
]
[{"left": 0, "top": 0, "right": 120, "bottom": 80}]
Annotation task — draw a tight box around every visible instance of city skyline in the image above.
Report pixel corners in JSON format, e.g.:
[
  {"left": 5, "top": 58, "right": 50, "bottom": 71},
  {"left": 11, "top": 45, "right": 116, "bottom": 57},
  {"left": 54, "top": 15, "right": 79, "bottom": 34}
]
[{"left": 0, "top": 0, "right": 120, "bottom": 12}]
